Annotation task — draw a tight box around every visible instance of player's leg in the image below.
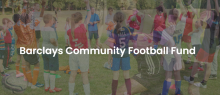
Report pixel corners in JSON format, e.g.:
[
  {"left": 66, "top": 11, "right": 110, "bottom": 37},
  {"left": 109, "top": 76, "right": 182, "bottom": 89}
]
[
  {"left": 3, "top": 44, "right": 11, "bottom": 69},
  {"left": 202, "top": 63, "right": 212, "bottom": 85},
  {"left": 31, "top": 62, "right": 41, "bottom": 88},
  {"left": 25, "top": 53, "right": 43, "bottom": 88},
  {"left": 210, "top": 45, "right": 220, "bottom": 79},
  {"left": 162, "top": 71, "right": 172, "bottom": 95},
  {"left": 49, "top": 53, "right": 62, "bottom": 92},
  {"left": 42, "top": 54, "right": 50, "bottom": 91},
  {"left": 25, "top": 60, "right": 32, "bottom": 86},
  {"left": 79, "top": 53, "right": 90, "bottom": 95},
  {"left": 184, "top": 58, "right": 199, "bottom": 84},
  {"left": 162, "top": 58, "right": 174, "bottom": 95},
  {"left": 20, "top": 54, "right": 27, "bottom": 80},
  {"left": 69, "top": 53, "right": 78, "bottom": 95},
  {"left": 116, "top": 79, "right": 147, "bottom": 95},
  {"left": 123, "top": 70, "right": 131, "bottom": 95},
  {"left": 121, "top": 57, "right": 131, "bottom": 95},
  {"left": 89, "top": 31, "right": 93, "bottom": 48},
  {"left": 69, "top": 70, "right": 77, "bottom": 95},
  {"left": 112, "top": 71, "right": 120, "bottom": 95},
  {"left": 95, "top": 31, "right": 99, "bottom": 48},
  {"left": 186, "top": 42, "right": 192, "bottom": 63},
  {"left": 174, "top": 70, "right": 181, "bottom": 95},
  {"left": 15, "top": 54, "right": 23, "bottom": 77},
  {"left": 81, "top": 71, "right": 90, "bottom": 95},
  {"left": 0, "top": 50, "right": 8, "bottom": 76},
  {"left": 111, "top": 57, "right": 121, "bottom": 95},
  {"left": 0, "top": 59, "right": 5, "bottom": 76}
]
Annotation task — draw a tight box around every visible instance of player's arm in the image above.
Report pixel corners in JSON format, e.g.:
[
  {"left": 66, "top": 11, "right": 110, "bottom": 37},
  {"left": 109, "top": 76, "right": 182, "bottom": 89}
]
[
  {"left": 94, "top": 15, "right": 100, "bottom": 24},
  {"left": 50, "top": 31, "right": 58, "bottom": 47},
  {"left": 189, "top": 5, "right": 196, "bottom": 17},
  {"left": 151, "top": 24, "right": 154, "bottom": 33},
  {"left": 50, "top": 38, "right": 57, "bottom": 47},
  {"left": 161, "top": 1, "right": 167, "bottom": 18},
  {"left": 84, "top": 0, "right": 91, "bottom": 25},
  {"left": 214, "top": 0, "right": 219, "bottom": 17},
  {"left": 188, "top": 29, "right": 199, "bottom": 36},
  {"left": 177, "top": 0, "right": 187, "bottom": 15},
  {"left": 40, "top": 0, "right": 46, "bottom": 17}
]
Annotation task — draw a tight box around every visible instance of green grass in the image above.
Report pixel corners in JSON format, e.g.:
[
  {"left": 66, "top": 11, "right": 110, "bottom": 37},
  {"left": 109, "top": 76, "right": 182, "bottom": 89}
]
[{"left": 0, "top": 10, "right": 220, "bottom": 95}]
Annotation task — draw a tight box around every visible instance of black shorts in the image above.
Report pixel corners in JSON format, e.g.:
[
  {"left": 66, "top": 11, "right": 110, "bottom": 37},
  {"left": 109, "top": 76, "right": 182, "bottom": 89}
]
[
  {"left": 23, "top": 53, "right": 40, "bottom": 65},
  {"left": 17, "top": 48, "right": 21, "bottom": 55},
  {"left": 0, "top": 50, "right": 5, "bottom": 59},
  {"left": 35, "top": 30, "right": 41, "bottom": 39}
]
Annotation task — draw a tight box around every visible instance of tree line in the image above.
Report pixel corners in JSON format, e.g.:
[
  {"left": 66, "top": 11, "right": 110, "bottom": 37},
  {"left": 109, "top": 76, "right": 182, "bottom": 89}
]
[{"left": 1, "top": 0, "right": 220, "bottom": 15}]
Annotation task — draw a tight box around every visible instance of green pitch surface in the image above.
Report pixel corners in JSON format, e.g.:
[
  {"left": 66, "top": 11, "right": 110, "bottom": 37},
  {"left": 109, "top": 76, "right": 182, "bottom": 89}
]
[{"left": 0, "top": 10, "right": 220, "bottom": 95}]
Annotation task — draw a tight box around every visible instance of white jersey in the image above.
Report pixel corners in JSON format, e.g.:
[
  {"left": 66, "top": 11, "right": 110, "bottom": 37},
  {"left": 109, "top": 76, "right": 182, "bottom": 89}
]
[{"left": 163, "top": 16, "right": 186, "bottom": 63}]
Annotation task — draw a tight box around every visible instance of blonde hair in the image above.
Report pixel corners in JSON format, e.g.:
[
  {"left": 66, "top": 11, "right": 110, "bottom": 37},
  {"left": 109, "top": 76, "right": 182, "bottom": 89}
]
[
  {"left": 43, "top": 14, "right": 53, "bottom": 24},
  {"left": 66, "top": 17, "right": 70, "bottom": 22},
  {"left": 71, "top": 12, "right": 83, "bottom": 38},
  {"left": 2, "top": 18, "right": 12, "bottom": 25}
]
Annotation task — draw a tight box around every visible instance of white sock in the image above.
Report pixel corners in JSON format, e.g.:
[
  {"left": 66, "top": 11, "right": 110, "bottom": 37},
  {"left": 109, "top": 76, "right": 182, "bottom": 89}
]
[
  {"left": 69, "top": 83, "right": 75, "bottom": 95},
  {"left": 44, "top": 72, "right": 50, "bottom": 88},
  {"left": 50, "top": 73, "right": 56, "bottom": 90},
  {"left": 83, "top": 83, "right": 90, "bottom": 95}
]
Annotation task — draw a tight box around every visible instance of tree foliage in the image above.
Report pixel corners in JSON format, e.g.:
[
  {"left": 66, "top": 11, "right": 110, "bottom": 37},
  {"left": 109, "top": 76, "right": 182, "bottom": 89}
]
[{"left": 53, "top": 0, "right": 65, "bottom": 9}]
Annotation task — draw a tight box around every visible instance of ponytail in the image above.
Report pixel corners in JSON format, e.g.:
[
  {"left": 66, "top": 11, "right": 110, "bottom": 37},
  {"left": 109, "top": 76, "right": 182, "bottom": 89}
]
[
  {"left": 113, "top": 12, "right": 125, "bottom": 34},
  {"left": 71, "top": 12, "right": 83, "bottom": 39},
  {"left": 115, "top": 21, "right": 122, "bottom": 34}
]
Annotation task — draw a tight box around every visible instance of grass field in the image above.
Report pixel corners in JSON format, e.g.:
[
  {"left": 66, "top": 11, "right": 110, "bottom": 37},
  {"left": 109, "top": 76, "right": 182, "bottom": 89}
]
[{"left": 0, "top": 10, "right": 220, "bottom": 95}]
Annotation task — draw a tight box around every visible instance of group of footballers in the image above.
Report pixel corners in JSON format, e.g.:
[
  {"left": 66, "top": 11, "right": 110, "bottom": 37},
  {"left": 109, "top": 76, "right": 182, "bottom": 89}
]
[
  {"left": 0, "top": 0, "right": 220, "bottom": 95},
  {"left": 104, "top": 0, "right": 220, "bottom": 95}
]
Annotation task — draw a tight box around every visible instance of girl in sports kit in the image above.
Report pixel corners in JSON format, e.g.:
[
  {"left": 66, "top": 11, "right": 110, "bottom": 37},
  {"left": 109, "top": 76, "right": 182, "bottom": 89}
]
[
  {"left": 151, "top": 2, "right": 167, "bottom": 51},
  {"left": 160, "top": 0, "right": 189, "bottom": 94},
  {"left": 68, "top": 1, "right": 91, "bottom": 95},
  {"left": 109, "top": 12, "right": 137, "bottom": 95}
]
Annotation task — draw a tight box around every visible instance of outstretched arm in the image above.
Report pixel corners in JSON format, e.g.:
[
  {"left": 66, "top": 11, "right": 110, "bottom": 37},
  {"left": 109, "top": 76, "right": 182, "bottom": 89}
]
[
  {"left": 177, "top": 0, "right": 187, "bottom": 15},
  {"left": 161, "top": 1, "right": 167, "bottom": 18},
  {"left": 189, "top": 5, "right": 197, "bottom": 17},
  {"left": 84, "top": 0, "right": 91, "bottom": 25},
  {"left": 40, "top": 0, "right": 46, "bottom": 17}
]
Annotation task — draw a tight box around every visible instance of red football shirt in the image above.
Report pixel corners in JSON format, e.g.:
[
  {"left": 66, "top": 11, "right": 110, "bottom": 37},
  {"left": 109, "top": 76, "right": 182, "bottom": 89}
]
[
  {"left": 67, "top": 24, "right": 88, "bottom": 49},
  {"left": 183, "top": 11, "right": 194, "bottom": 35},
  {"left": 154, "top": 13, "right": 167, "bottom": 31}
]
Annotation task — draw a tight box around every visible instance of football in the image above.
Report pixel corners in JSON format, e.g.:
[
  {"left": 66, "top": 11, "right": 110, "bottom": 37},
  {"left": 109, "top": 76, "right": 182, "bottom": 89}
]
[{"left": 1, "top": 70, "right": 27, "bottom": 94}]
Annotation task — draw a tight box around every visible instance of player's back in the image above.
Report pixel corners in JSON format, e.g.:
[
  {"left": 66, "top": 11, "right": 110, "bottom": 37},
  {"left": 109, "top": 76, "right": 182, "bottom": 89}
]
[{"left": 112, "top": 26, "right": 134, "bottom": 49}]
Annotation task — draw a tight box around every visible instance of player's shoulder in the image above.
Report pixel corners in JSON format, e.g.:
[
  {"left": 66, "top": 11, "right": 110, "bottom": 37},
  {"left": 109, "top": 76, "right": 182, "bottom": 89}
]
[{"left": 41, "top": 27, "right": 54, "bottom": 32}]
